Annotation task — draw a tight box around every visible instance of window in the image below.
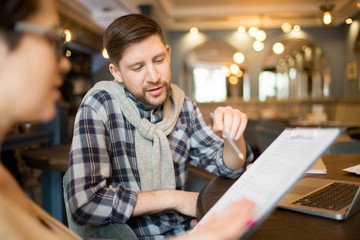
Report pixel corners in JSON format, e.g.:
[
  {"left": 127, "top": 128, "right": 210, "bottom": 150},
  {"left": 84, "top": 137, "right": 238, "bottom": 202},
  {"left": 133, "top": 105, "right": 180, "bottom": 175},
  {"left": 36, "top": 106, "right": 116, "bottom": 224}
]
[
  {"left": 193, "top": 66, "right": 227, "bottom": 102},
  {"left": 259, "top": 71, "right": 276, "bottom": 101}
]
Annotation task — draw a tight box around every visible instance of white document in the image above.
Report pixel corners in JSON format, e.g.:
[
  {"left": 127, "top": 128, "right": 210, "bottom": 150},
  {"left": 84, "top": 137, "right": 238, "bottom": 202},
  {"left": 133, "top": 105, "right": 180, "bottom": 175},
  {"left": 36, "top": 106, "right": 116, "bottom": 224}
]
[
  {"left": 343, "top": 165, "right": 360, "bottom": 175},
  {"left": 197, "top": 128, "right": 342, "bottom": 235},
  {"left": 306, "top": 157, "right": 327, "bottom": 174}
]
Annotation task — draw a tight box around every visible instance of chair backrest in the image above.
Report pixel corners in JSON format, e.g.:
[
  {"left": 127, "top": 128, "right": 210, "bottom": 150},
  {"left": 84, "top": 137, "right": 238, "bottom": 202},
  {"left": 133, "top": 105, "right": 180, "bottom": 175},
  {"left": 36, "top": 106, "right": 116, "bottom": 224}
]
[
  {"left": 325, "top": 141, "right": 360, "bottom": 154},
  {"left": 254, "top": 120, "right": 287, "bottom": 154},
  {"left": 186, "top": 165, "right": 215, "bottom": 192}
]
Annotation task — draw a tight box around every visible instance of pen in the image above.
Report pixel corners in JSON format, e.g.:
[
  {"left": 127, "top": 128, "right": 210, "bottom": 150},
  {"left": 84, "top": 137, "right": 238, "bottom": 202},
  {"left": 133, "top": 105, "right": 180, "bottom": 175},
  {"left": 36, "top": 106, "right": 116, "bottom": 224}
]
[{"left": 210, "top": 112, "right": 244, "bottom": 159}]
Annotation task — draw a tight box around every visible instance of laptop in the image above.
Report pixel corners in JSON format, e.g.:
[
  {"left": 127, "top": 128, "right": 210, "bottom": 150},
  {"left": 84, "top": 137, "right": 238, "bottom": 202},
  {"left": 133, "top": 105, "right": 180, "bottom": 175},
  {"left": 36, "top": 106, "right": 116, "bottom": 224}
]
[
  {"left": 278, "top": 177, "right": 360, "bottom": 220},
  {"left": 196, "top": 127, "right": 358, "bottom": 239}
]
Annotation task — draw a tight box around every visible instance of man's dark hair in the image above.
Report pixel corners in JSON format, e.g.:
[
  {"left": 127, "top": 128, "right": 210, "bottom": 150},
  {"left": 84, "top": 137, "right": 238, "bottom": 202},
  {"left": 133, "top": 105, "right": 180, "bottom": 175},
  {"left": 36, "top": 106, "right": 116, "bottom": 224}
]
[
  {"left": 103, "top": 14, "right": 165, "bottom": 67},
  {"left": 0, "top": 0, "right": 38, "bottom": 49}
]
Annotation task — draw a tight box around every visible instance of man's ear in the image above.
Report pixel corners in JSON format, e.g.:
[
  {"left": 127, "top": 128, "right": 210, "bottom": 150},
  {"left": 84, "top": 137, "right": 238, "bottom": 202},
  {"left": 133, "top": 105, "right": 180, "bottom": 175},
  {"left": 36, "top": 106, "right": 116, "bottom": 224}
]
[
  {"left": 109, "top": 63, "right": 123, "bottom": 83},
  {"left": 166, "top": 45, "right": 171, "bottom": 63}
]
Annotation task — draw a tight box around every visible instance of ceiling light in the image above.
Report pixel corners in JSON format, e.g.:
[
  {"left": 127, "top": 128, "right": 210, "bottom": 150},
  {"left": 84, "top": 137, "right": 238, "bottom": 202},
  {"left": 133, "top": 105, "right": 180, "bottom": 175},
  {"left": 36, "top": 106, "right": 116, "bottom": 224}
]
[
  {"left": 190, "top": 27, "right": 198, "bottom": 34},
  {"left": 221, "top": 66, "right": 231, "bottom": 77},
  {"left": 230, "top": 64, "right": 240, "bottom": 75},
  {"left": 102, "top": 48, "right": 109, "bottom": 59},
  {"left": 281, "top": 22, "right": 292, "bottom": 33},
  {"left": 346, "top": 18, "right": 353, "bottom": 24},
  {"left": 64, "top": 29, "right": 72, "bottom": 43},
  {"left": 253, "top": 41, "right": 264, "bottom": 51},
  {"left": 273, "top": 42, "right": 285, "bottom": 55},
  {"left": 320, "top": 4, "right": 334, "bottom": 25},
  {"left": 323, "top": 11, "right": 332, "bottom": 25},
  {"left": 248, "top": 26, "right": 259, "bottom": 38},
  {"left": 293, "top": 25, "right": 301, "bottom": 31},
  {"left": 233, "top": 52, "right": 245, "bottom": 64},
  {"left": 255, "top": 29, "right": 267, "bottom": 41},
  {"left": 237, "top": 26, "right": 246, "bottom": 33},
  {"left": 65, "top": 50, "right": 72, "bottom": 58},
  {"left": 236, "top": 69, "right": 243, "bottom": 78},
  {"left": 229, "top": 75, "right": 239, "bottom": 85}
]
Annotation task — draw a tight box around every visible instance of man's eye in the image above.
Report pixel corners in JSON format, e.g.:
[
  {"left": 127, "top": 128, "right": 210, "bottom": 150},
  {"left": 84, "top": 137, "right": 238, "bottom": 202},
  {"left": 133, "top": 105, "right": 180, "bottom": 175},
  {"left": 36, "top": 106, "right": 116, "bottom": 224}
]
[
  {"left": 132, "top": 65, "right": 143, "bottom": 71},
  {"left": 154, "top": 58, "right": 164, "bottom": 63}
]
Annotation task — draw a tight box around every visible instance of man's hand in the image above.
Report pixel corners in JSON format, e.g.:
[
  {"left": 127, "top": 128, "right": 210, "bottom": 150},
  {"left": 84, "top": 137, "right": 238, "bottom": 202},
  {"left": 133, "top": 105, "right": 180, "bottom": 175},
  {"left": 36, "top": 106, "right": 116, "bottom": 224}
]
[
  {"left": 212, "top": 106, "right": 248, "bottom": 169},
  {"left": 212, "top": 106, "right": 247, "bottom": 141},
  {"left": 173, "top": 191, "right": 199, "bottom": 217}
]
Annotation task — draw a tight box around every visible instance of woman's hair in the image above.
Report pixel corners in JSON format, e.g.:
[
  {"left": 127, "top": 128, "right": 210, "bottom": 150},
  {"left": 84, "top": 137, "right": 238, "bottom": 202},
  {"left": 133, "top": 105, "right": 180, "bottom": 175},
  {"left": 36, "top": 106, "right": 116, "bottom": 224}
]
[
  {"left": 0, "top": 0, "right": 38, "bottom": 49},
  {"left": 103, "top": 14, "right": 165, "bottom": 67}
]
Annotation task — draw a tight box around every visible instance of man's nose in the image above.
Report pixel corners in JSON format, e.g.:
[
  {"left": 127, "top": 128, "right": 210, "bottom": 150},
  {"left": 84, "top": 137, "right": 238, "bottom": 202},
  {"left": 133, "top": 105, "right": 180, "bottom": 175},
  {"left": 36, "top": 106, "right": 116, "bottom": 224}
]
[{"left": 146, "top": 64, "right": 161, "bottom": 83}]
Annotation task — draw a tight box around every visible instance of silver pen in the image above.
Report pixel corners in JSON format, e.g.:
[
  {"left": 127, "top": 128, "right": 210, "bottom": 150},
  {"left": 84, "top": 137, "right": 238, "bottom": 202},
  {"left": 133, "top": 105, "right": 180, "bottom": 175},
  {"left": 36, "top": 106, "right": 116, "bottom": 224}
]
[{"left": 210, "top": 112, "right": 244, "bottom": 159}]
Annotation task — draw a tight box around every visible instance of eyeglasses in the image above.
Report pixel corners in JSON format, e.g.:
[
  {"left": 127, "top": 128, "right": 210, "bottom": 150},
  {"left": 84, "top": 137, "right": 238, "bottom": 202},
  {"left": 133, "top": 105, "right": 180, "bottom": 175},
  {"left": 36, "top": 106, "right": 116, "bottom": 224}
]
[{"left": 13, "top": 22, "right": 67, "bottom": 60}]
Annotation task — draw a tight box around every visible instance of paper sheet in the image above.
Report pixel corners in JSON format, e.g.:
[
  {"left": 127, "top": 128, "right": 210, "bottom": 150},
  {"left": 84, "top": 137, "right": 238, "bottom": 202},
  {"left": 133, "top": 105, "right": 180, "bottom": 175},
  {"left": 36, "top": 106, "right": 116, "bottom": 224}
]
[
  {"left": 197, "top": 128, "right": 342, "bottom": 232},
  {"left": 343, "top": 165, "right": 360, "bottom": 175},
  {"left": 307, "top": 158, "right": 327, "bottom": 174}
]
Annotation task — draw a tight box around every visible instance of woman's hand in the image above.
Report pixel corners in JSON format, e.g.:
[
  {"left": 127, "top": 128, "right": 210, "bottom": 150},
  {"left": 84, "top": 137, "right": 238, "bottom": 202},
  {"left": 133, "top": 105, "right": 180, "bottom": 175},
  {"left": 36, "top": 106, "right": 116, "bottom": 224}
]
[{"left": 174, "top": 198, "right": 255, "bottom": 240}]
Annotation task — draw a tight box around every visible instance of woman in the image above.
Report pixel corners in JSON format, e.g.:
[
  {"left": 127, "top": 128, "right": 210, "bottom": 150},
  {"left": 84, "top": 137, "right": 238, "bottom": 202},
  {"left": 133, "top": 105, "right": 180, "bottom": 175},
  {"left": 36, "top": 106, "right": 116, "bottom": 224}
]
[
  {"left": 0, "top": 0, "right": 253, "bottom": 239},
  {"left": 0, "top": 0, "right": 78, "bottom": 239}
]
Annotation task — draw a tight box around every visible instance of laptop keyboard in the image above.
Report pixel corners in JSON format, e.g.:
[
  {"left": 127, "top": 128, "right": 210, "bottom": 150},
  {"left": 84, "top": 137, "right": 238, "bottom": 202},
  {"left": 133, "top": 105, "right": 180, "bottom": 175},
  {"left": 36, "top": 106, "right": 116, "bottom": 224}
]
[{"left": 291, "top": 182, "right": 359, "bottom": 211}]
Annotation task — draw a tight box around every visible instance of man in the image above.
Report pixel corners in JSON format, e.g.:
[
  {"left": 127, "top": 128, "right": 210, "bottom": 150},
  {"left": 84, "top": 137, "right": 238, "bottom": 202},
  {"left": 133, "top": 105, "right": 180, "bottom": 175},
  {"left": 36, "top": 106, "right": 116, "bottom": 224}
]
[{"left": 65, "top": 14, "right": 254, "bottom": 239}]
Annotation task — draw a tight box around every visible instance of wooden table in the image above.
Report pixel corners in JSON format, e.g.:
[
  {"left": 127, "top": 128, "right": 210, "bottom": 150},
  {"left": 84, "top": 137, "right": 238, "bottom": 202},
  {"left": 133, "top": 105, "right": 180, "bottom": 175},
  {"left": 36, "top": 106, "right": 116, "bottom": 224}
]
[
  {"left": 197, "top": 154, "right": 360, "bottom": 240},
  {"left": 22, "top": 144, "right": 70, "bottom": 172},
  {"left": 21, "top": 144, "right": 71, "bottom": 223}
]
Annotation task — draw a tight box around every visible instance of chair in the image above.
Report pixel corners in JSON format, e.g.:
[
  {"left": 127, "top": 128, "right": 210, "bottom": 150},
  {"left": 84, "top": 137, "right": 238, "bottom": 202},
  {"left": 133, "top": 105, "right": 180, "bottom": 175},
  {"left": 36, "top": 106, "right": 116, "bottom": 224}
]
[
  {"left": 243, "top": 119, "right": 261, "bottom": 159},
  {"left": 186, "top": 164, "right": 216, "bottom": 192},
  {"left": 324, "top": 141, "right": 360, "bottom": 154},
  {"left": 62, "top": 172, "right": 138, "bottom": 240},
  {"left": 254, "top": 120, "right": 287, "bottom": 154}
]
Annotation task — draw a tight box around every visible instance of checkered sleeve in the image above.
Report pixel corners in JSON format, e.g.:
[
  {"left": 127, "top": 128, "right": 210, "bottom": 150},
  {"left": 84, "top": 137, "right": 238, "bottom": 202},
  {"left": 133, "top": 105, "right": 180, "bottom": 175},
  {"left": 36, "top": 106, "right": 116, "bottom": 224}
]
[
  {"left": 66, "top": 92, "right": 138, "bottom": 225},
  {"left": 186, "top": 99, "right": 254, "bottom": 178}
]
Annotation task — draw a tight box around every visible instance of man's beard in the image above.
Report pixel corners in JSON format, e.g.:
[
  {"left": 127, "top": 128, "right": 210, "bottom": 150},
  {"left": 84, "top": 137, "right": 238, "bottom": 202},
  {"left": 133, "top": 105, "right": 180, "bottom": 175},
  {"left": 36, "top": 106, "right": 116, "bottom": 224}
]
[{"left": 134, "top": 82, "right": 171, "bottom": 108}]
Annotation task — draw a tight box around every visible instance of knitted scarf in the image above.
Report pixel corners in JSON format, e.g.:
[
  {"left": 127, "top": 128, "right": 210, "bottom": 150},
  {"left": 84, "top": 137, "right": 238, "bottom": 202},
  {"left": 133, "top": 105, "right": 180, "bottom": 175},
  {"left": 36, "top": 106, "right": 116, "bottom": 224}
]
[{"left": 85, "top": 80, "right": 185, "bottom": 192}]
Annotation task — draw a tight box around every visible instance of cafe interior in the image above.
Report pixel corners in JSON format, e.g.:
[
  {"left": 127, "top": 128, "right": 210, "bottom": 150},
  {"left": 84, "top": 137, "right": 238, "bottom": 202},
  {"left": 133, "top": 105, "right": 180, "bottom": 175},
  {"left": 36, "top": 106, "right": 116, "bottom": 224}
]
[{"left": 2, "top": 0, "right": 360, "bottom": 239}]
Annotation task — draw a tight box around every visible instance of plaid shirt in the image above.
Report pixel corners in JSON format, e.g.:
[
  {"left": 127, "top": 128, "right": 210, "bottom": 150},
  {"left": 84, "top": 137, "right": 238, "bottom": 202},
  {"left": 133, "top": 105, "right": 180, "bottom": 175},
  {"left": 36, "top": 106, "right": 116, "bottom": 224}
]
[{"left": 66, "top": 84, "right": 254, "bottom": 239}]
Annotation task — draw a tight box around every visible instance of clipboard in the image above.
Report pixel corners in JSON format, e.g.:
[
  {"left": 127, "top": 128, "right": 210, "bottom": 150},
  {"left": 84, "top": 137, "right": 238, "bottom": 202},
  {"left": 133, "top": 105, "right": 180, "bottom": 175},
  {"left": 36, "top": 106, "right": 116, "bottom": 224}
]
[{"left": 196, "top": 127, "right": 343, "bottom": 239}]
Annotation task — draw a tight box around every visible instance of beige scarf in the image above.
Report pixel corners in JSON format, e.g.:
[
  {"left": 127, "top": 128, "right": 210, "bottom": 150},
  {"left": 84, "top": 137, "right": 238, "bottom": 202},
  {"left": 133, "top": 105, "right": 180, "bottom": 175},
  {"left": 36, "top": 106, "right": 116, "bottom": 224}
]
[{"left": 85, "top": 80, "right": 185, "bottom": 192}]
